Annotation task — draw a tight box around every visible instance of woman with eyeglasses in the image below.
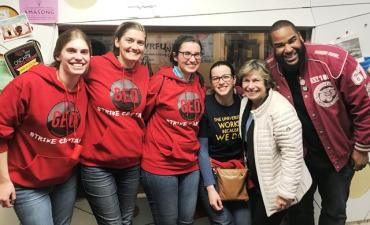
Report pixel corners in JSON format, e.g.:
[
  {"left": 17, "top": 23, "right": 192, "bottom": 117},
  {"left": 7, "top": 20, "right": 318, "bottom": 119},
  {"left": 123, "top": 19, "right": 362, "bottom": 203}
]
[
  {"left": 141, "top": 34, "right": 206, "bottom": 225},
  {"left": 197, "top": 61, "right": 252, "bottom": 225}
]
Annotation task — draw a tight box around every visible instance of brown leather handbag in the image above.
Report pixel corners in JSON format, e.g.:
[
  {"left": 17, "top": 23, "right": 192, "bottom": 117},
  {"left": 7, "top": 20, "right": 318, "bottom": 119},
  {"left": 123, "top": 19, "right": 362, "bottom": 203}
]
[{"left": 216, "top": 168, "right": 249, "bottom": 201}]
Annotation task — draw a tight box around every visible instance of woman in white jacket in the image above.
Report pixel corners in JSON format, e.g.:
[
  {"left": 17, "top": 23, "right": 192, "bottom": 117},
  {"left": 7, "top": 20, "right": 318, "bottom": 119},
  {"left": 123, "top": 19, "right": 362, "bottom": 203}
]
[{"left": 238, "top": 59, "right": 311, "bottom": 225}]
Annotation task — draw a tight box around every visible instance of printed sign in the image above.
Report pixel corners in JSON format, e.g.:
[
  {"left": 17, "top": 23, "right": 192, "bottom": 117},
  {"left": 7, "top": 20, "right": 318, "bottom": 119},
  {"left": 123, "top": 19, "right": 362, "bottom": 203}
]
[
  {"left": 4, "top": 40, "right": 43, "bottom": 77},
  {"left": 331, "top": 33, "right": 363, "bottom": 60},
  {"left": 20, "top": 0, "right": 58, "bottom": 23}
]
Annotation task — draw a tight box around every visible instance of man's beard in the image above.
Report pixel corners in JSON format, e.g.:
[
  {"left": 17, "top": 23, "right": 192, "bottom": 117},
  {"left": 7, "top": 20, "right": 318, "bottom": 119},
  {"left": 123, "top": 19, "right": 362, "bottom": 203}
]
[{"left": 274, "top": 42, "right": 306, "bottom": 73}]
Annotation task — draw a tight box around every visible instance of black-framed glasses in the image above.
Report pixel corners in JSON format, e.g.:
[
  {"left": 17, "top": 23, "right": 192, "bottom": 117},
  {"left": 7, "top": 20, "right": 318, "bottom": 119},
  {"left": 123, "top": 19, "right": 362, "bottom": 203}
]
[
  {"left": 178, "top": 51, "right": 203, "bottom": 60},
  {"left": 211, "top": 74, "right": 234, "bottom": 83}
]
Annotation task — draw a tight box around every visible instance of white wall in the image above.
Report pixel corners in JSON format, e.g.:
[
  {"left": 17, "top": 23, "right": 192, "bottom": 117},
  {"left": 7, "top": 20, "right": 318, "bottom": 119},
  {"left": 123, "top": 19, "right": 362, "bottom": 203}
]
[
  {"left": 2, "top": 1, "right": 370, "bottom": 61},
  {"left": 58, "top": 0, "right": 314, "bottom": 26},
  {"left": 57, "top": 0, "right": 370, "bottom": 55},
  {"left": 311, "top": 3, "right": 370, "bottom": 56}
]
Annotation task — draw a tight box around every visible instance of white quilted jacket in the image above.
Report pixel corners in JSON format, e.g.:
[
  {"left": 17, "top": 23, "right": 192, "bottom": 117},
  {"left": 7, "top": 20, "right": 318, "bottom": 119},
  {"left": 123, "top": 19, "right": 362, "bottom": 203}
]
[{"left": 239, "top": 89, "right": 312, "bottom": 217}]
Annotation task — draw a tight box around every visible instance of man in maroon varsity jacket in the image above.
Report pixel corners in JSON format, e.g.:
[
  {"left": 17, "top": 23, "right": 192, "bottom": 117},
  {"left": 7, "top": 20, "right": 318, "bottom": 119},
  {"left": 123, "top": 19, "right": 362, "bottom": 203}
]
[{"left": 266, "top": 20, "right": 370, "bottom": 225}]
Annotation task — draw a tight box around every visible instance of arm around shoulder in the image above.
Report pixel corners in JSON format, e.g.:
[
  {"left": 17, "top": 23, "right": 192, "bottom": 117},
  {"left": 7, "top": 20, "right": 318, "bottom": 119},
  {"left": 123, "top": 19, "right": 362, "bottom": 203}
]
[{"left": 142, "top": 74, "right": 164, "bottom": 120}]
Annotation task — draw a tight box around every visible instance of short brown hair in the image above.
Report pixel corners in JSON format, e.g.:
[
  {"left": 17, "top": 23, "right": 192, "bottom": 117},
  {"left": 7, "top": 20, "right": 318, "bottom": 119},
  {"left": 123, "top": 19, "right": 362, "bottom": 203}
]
[
  {"left": 170, "top": 35, "right": 203, "bottom": 66},
  {"left": 269, "top": 20, "right": 299, "bottom": 46}
]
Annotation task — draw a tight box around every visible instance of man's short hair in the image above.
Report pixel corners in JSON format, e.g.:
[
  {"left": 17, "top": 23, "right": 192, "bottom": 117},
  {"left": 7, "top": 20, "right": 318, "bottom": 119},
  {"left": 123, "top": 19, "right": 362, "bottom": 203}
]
[
  {"left": 270, "top": 20, "right": 298, "bottom": 33},
  {"left": 269, "top": 20, "right": 299, "bottom": 45}
]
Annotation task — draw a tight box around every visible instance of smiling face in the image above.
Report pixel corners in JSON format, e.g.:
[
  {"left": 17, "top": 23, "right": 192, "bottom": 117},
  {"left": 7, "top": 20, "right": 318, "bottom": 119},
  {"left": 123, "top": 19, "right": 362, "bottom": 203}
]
[
  {"left": 270, "top": 26, "right": 304, "bottom": 68},
  {"left": 115, "top": 28, "right": 145, "bottom": 69},
  {"left": 174, "top": 41, "right": 202, "bottom": 77},
  {"left": 241, "top": 69, "right": 267, "bottom": 108},
  {"left": 56, "top": 38, "right": 90, "bottom": 78},
  {"left": 210, "top": 65, "right": 235, "bottom": 97}
]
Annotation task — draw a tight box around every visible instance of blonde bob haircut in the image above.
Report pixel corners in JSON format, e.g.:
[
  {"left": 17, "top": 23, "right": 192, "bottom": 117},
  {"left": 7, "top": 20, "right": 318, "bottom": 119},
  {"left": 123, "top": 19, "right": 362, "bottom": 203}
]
[{"left": 238, "top": 59, "right": 275, "bottom": 89}]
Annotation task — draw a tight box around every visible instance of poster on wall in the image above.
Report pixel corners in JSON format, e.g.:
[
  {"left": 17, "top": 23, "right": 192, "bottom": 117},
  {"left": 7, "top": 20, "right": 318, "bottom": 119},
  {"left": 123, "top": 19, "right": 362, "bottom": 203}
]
[
  {"left": 20, "top": 0, "right": 58, "bottom": 23},
  {"left": 4, "top": 40, "right": 43, "bottom": 77},
  {"left": 331, "top": 33, "right": 362, "bottom": 60},
  {"left": 0, "top": 56, "right": 13, "bottom": 92},
  {"left": 0, "top": 13, "right": 32, "bottom": 42}
]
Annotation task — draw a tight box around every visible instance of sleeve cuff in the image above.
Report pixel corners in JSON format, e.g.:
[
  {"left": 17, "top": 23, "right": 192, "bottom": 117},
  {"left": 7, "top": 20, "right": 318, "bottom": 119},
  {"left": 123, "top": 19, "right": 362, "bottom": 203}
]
[
  {"left": 277, "top": 189, "right": 295, "bottom": 201},
  {"left": 203, "top": 179, "right": 216, "bottom": 187},
  {"left": 0, "top": 141, "right": 9, "bottom": 153},
  {"left": 355, "top": 142, "right": 370, "bottom": 152}
]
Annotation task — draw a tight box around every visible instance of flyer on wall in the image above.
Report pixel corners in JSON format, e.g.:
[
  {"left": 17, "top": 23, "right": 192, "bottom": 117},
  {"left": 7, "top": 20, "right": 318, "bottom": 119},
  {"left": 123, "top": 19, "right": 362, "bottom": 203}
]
[
  {"left": 20, "top": 0, "right": 58, "bottom": 23},
  {"left": 4, "top": 40, "right": 43, "bottom": 77},
  {"left": 0, "top": 13, "right": 33, "bottom": 42}
]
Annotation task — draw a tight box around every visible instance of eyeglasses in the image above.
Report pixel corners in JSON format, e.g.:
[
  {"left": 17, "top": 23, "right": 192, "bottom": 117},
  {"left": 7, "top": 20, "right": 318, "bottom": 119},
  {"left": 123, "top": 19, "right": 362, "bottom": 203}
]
[
  {"left": 211, "top": 74, "right": 234, "bottom": 83},
  {"left": 178, "top": 51, "right": 203, "bottom": 60}
]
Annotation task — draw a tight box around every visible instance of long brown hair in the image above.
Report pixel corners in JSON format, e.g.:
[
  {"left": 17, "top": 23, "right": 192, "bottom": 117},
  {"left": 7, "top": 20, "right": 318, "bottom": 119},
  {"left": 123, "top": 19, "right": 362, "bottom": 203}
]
[
  {"left": 51, "top": 28, "right": 92, "bottom": 68},
  {"left": 112, "top": 21, "right": 146, "bottom": 56}
]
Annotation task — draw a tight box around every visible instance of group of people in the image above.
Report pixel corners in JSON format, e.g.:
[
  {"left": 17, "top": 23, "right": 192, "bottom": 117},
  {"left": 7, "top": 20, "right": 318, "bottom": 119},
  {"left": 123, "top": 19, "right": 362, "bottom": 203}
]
[{"left": 0, "top": 19, "right": 368, "bottom": 225}]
